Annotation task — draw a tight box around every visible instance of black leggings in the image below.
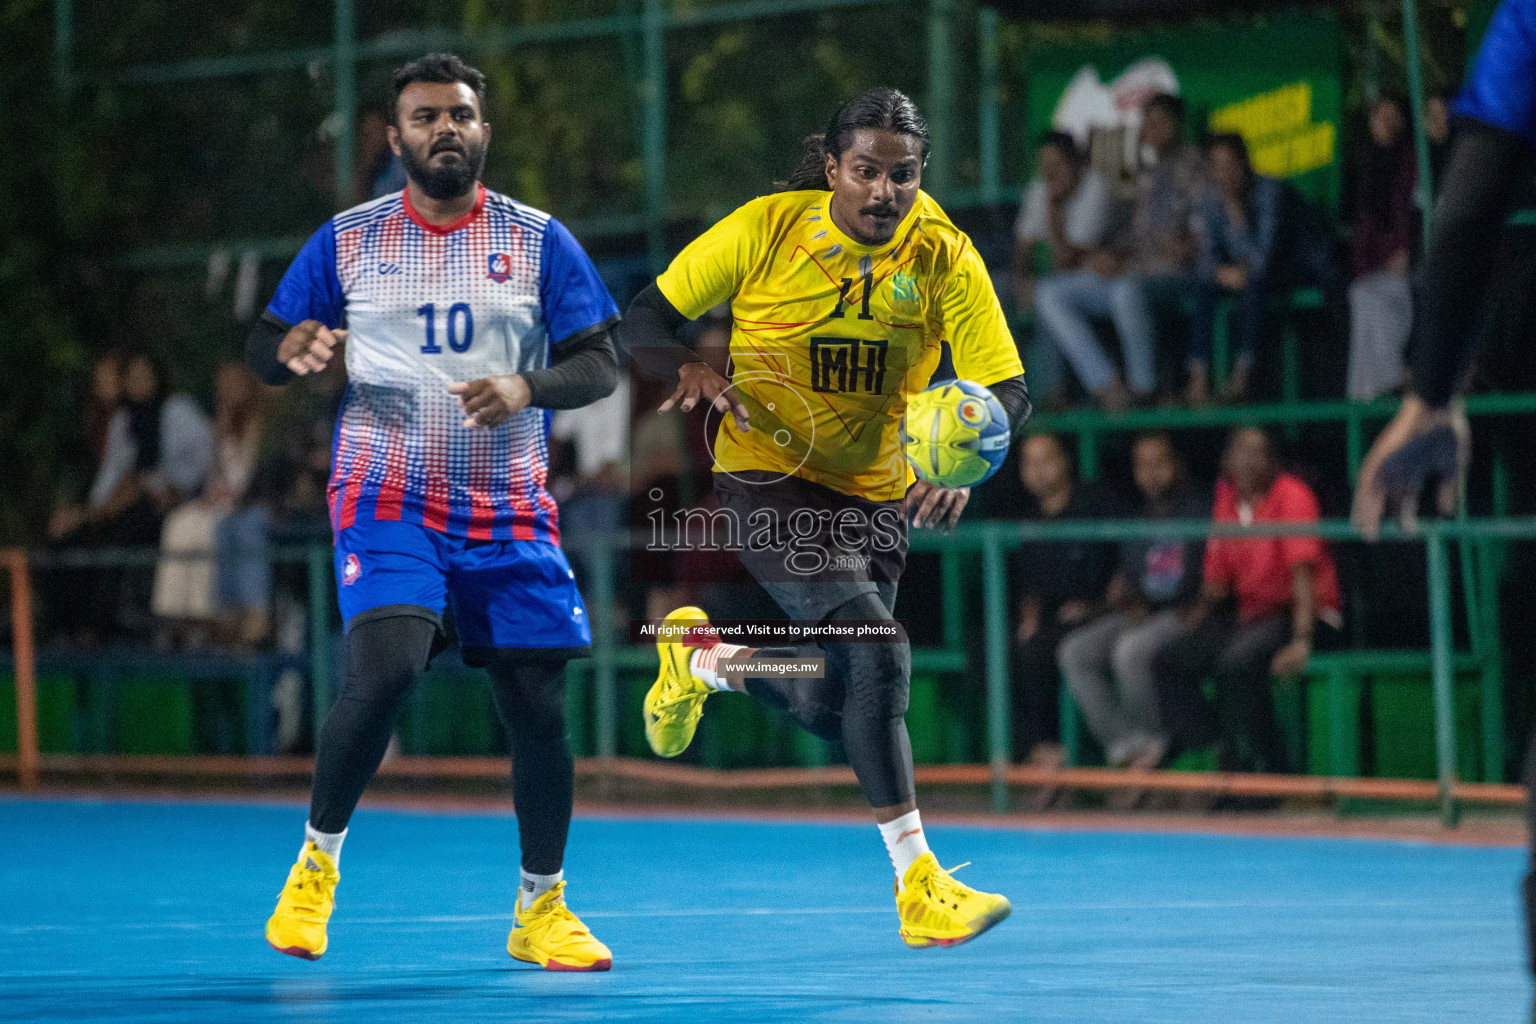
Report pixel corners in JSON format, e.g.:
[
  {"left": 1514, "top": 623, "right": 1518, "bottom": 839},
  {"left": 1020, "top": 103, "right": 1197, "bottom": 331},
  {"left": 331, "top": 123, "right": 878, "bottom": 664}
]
[
  {"left": 309, "top": 615, "right": 574, "bottom": 875},
  {"left": 742, "top": 591, "right": 914, "bottom": 809},
  {"left": 1412, "top": 122, "right": 1533, "bottom": 405}
]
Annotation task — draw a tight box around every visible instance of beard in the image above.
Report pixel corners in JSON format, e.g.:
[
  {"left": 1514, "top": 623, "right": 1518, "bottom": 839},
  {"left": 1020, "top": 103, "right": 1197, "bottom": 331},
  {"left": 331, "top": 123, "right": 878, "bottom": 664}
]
[{"left": 400, "top": 135, "right": 487, "bottom": 201}]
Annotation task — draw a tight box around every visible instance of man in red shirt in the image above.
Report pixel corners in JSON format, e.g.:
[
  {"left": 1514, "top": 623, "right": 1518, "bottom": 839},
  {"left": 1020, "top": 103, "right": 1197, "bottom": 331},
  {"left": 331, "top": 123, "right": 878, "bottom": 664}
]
[{"left": 1153, "top": 427, "right": 1342, "bottom": 773}]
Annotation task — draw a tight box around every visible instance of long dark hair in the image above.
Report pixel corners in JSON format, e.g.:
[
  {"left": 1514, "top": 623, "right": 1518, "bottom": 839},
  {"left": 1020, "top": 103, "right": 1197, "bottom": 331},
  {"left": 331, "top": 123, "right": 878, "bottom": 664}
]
[
  {"left": 1362, "top": 95, "right": 1411, "bottom": 223},
  {"left": 777, "top": 86, "right": 931, "bottom": 192},
  {"left": 124, "top": 352, "right": 167, "bottom": 472}
]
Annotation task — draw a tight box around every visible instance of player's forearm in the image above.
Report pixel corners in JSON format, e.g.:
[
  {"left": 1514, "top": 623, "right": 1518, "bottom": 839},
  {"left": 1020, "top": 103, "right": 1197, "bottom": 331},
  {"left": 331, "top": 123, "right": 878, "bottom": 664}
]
[
  {"left": 618, "top": 282, "right": 702, "bottom": 380},
  {"left": 246, "top": 314, "right": 296, "bottom": 386},
  {"left": 986, "top": 374, "right": 1032, "bottom": 443},
  {"left": 522, "top": 327, "right": 620, "bottom": 410},
  {"left": 1412, "top": 122, "right": 1529, "bottom": 408}
]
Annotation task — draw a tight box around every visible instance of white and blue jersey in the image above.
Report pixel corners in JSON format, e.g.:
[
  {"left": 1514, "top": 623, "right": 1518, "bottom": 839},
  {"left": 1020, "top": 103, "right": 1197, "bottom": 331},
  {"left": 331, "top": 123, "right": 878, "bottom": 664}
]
[{"left": 266, "top": 184, "right": 620, "bottom": 543}]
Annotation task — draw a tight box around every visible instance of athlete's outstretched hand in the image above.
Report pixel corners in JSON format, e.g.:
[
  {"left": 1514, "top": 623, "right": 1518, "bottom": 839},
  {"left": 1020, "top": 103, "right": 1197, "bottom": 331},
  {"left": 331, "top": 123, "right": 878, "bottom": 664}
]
[
  {"left": 278, "top": 320, "right": 346, "bottom": 376},
  {"left": 905, "top": 480, "right": 969, "bottom": 530},
  {"left": 448, "top": 374, "right": 532, "bottom": 429},
  {"left": 1351, "top": 396, "right": 1470, "bottom": 540},
  {"left": 659, "top": 361, "right": 750, "bottom": 432}
]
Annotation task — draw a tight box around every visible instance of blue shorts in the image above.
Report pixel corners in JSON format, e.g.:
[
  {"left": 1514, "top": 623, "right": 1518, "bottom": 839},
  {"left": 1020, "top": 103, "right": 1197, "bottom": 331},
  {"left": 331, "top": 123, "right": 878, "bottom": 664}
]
[
  {"left": 1457, "top": 0, "right": 1536, "bottom": 149},
  {"left": 334, "top": 519, "right": 591, "bottom": 661}
]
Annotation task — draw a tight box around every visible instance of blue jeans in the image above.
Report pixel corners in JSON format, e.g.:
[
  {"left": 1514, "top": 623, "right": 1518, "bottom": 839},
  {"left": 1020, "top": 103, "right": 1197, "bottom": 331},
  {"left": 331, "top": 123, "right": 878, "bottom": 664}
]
[
  {"left": 1190, "top": 279, "right": 1269, "bottom": 371},
  {"left": 1034, "top": 271, "right": 1157, "bottom": 395},
  {"left": 216, "top": 504, "right": 271, "bottom": 613}
]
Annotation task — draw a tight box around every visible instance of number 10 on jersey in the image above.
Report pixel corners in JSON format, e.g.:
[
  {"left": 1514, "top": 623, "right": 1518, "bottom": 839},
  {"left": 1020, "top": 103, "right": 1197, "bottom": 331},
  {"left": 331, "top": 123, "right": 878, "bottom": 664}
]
[{"left": 417, "top": 302, "right": 474, "bottom": 354}]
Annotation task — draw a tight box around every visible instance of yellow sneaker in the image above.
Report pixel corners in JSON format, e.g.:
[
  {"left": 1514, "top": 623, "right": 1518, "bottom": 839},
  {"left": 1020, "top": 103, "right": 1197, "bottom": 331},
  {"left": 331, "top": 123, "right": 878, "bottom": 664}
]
[
  {"left": 506, "top": 881, "right": 613, "bottom": 972},
  {"left": 265, "top": 842, "right": 339, "bottom": 960},
  {"left": 895, "top": 852, "right": 1011, "bottom": 949},
  {"left": 644, "top": 605, "right": 716, "bottom": 758}
]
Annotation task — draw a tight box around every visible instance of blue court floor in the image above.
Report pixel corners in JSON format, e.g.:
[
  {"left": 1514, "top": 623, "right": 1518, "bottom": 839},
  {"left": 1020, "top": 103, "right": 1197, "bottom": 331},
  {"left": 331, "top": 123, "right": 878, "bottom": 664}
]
[{"left": 0, "top": 797, "right": 1527, "bottom": 1023}]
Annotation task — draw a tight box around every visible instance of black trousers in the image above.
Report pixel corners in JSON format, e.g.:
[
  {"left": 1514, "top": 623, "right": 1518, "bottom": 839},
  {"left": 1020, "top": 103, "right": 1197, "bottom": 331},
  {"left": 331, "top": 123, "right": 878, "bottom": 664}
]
[
  {"left": 1012, "top": 621, "right": 1070, "bottom": 759},
  {"left": 1154, "top": 611, "right": 1336, "bottom": 774}
]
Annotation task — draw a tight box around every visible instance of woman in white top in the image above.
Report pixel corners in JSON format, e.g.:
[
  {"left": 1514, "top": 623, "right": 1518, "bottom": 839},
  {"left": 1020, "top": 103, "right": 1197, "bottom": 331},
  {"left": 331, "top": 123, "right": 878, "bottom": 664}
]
[{"left": 153, "top": 362, "right": 271, "bottom": 645}]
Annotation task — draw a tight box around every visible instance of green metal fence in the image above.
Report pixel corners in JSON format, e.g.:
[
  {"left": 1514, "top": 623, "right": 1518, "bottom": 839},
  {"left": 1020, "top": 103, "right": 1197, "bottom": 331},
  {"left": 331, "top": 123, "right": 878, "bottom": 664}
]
[
  {"left": 405, "top": 512, "right": 1533, "bottom": 826},
  {"left": 60, "top": 0, "right": 1002, "bottom": 277},
  {"left": 14, "top": 513, "right": 1536, "bottom": 825}
]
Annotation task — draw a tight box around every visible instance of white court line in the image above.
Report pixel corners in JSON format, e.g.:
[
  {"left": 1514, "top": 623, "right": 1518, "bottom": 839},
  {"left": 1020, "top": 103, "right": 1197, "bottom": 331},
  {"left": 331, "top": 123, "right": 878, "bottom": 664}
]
[{"left": 0, "top": 897, "right": 1496, "bottom": 937}]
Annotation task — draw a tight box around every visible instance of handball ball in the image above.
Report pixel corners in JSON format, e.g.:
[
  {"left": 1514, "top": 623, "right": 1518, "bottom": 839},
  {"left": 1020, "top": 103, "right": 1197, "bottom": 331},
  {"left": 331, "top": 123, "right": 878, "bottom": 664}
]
[{"left": 901, "top": 379, "right": 1011, "bottom": 488}]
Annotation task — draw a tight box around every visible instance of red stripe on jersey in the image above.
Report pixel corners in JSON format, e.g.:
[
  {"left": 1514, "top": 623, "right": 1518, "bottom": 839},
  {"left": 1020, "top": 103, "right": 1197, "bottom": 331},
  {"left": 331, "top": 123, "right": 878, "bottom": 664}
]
[
  {"left": 337, "top": 435, "right": 374, "bottom": 531},
  {"left": 336, "top": 230, "right": 364, "bottom": 291},
  {"left": 372, "top": 428, "right": 408, "bottom": 522},
  {"left": 422, "top": 484, "right": 451, "bottom": 533},
  {"left": 326, "top": 422, "right": 356, "bottom": 531},
  {"left": 533, "top": 481, "right": 561, "bottom": 543},
  {"left": 502, "top": 428, "right": 536, "bottom": 541},
  {"left": 465, "top": 427, "right": 496, "bottom": 540},
  {"left": 420, "top": 417, "right": 451, "bottom": 534},
  {"left": 404, "top": 183, "right": 486, "bottom": 235}
]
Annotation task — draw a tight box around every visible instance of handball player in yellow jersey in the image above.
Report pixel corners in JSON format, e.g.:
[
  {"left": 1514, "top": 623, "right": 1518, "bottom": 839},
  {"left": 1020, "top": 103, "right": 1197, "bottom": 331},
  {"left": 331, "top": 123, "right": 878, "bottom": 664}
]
[{"left": 621, "top": 87, "right": 1030, "bottom": 949}]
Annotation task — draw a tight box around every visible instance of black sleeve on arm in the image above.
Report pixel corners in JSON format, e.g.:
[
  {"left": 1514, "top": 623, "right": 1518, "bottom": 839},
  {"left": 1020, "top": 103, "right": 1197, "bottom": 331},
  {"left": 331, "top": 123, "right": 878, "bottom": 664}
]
[
  {"left": 987, "top": 374, "right": 1033, "bottom": 443},
  {"left": 521, "top": 320, "right": 621, "bottom": 410},
  {"left": 617, "top": 282, "right": 703, "bottom": 380},
  {"left": 1412, "top": 121, "right": 1532, "bottom": 407},
  {"left": 247, "top": 312, "right": 295, "bottom": 386}
]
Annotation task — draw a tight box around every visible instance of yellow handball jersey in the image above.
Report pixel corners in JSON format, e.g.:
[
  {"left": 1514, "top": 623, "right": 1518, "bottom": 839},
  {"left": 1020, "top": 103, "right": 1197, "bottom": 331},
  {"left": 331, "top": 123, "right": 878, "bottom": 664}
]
[{"left": 655, "top": 190, "right": 1023, "bottom": 501}]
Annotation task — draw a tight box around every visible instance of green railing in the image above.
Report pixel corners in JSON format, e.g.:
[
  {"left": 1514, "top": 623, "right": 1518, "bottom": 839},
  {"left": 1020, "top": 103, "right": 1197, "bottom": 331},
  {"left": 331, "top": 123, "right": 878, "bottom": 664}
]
[
  {"left": 555, "top": 516, "right": 1534, "bottom": 825},
  {"left": 17, "top": 513, "right": 1536, "bottom": 826},
  {"left": 1028, "top": 390, "right": 1536, "bottom": 486}
]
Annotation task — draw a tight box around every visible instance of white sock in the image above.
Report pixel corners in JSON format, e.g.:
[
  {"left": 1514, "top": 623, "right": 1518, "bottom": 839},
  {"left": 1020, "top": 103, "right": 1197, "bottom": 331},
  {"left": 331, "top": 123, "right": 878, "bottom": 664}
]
[
  {"left": 303, "top": 823, "right": 346, "bottom": 864},
  {"left": 689, "top": 644, "right": 748, "bottom": 692},
  {"left": 520, "top": 868, "right": 563, "bottom": 905},
  {"left": 878, "top": 810, "right": 931, "bottom": 886}
]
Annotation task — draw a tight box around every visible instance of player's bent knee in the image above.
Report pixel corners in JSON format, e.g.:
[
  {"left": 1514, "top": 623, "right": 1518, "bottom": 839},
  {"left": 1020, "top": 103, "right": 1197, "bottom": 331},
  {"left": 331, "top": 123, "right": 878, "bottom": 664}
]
[
  {"left": 836, "top": 640, "right": 910, "bottom": 721},
  {"left": 337, "top": 613, "right": 439, "bottom": 707},
  {"left": 790, "top": 685, "right": 846, "bottom": 742}
]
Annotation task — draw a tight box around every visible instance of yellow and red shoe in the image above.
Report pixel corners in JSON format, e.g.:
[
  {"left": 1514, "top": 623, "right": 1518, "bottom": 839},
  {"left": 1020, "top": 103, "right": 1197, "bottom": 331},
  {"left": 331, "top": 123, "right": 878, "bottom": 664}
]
[
  {"left": 265, "top": 843, "right": 339, "bottom": 960},
  {"left": 643, "top": 605, "right": 717, "bottom": 758},
  {"left": 506, "top": 881, "right": 612, "bottom": 972},
  {"left": 895, "top": 852, "right": 1011, "bottom": 949}
]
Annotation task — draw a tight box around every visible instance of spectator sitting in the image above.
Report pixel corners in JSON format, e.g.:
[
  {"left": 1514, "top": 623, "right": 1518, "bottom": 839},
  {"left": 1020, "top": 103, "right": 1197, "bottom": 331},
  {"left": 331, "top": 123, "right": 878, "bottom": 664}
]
[
  {"left": 50, "top": 352, "right": 212, "bottom": 641},
  {"left": 1125, "top": 93, "right": 1203, "bottom": 377},
  {"left": 1026, "top": 95, "right": 1202, "bottom": 412},
  {"left": 154, "top": 363, "right": 271, "bottom": 646},
  {"left": 1056, "top": 432, "right": 1206, "bottom": 770},
  {"left": 211, "top": 363, "right": 276, "bottom": 643},
  {"left": 1346, "top": 96, "right": 1417, "bottom": 402},
  {"left": 83, "top": 349, "right": 126, "bottom": 471},
  {"left": 45, "top": 352, "right": 124, "bottom": 644},
  {"left": 1154, "top": 427, "right": 1342, "bottom": 774},
  {"left": 1010, "top": 434, "right": 1118, "bottom": 766},
  {"left": 1188, "top": 134, "right": 1333, "bottom": 404},
  {"left": 1010, "top": 132, "right": 1132, "bottom": 409},
  {"left": 48, "top": 351, "right": 125, "bottom": 541},
  {"left": 1424, "top": 87, "right": 1456, "bottom": 191}
]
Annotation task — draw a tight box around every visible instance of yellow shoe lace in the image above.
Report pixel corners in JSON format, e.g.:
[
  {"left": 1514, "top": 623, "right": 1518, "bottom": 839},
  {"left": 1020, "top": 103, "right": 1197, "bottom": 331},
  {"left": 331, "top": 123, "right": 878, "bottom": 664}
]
[
  {"left": 522, "top": 885, "right": 588, "bottom": 936},
  {"left": 284, "top": 860, "right": 333, "bottom": 918},
  {"left": 654, "top": 650, "right": 710, "bottom": 709}
]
